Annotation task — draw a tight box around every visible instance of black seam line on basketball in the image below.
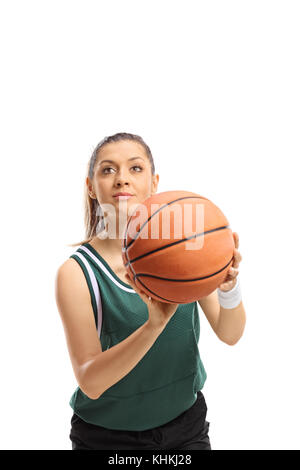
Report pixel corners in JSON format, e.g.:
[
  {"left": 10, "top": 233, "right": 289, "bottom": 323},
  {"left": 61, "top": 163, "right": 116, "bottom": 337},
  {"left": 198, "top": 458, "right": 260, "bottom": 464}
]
[
  {"left": 123, "top": 196, "right": 208, "bottom": 251},
  {"left": 134, "top": 256, "right": 234, "bottom": 303},
  {"left": 133, "top": 256, "right": 233, "bottom": 283},
  {"left": 122, "top": 195, "right": 208, "bottom": 254},
  {"left": 124, "top": 225, "right": 229, "bottom": 268},
  {"left": 135, "top": 277, "right": 180, "bottom": 303}
]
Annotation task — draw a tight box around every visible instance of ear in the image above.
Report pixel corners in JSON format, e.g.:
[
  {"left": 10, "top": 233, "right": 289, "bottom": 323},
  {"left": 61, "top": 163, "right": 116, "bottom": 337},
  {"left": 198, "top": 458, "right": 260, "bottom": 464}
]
[
  {"left": 86, "top": 177, "right": 96, "bottom": 199},
  {"left": 151, "top": 174, "right": 159, "bottom": 195}
]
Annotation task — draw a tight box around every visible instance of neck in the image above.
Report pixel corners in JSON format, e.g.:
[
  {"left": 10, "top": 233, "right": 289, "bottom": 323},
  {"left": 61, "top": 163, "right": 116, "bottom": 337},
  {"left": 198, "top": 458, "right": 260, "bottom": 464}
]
[
  {"left": 92, "top": 211, "right": 130, "bottom": 254},
  {"left": 92, "top": 231, "right": 125, "bottom": 256}
]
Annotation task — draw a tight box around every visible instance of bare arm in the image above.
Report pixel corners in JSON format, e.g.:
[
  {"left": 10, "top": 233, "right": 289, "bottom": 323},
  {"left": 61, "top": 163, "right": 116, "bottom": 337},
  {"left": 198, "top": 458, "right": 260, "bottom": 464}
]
[
  {"left": 198, "top": 289, "right": 246, "bottom": 345},
  {"left": 217, "top": 301, "right": 246, "bottom": 345},
  {"left": 81, "top": 322, "right": 164, "bottom": 399},
  {"left": 55, "top": 258, "right": 165, "bottom": 400}
]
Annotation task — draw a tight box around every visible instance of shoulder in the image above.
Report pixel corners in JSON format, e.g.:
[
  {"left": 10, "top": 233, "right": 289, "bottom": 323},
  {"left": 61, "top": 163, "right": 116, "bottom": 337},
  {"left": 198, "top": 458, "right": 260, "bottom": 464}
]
[
  {"left": 56, "top": 256, "right": 83, "bottom": 278},
  {"left": 55, "top": 257, "right": 90, "bottom": 298},
  {"left": 55, "top": 257, "right": 96, "bottom": 336}
]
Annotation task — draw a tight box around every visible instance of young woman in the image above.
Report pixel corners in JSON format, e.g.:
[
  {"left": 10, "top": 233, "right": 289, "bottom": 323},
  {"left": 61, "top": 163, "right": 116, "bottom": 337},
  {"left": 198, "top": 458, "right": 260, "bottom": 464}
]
[{"left": 55, "top": 132, "right": 246, "bottom": 450}]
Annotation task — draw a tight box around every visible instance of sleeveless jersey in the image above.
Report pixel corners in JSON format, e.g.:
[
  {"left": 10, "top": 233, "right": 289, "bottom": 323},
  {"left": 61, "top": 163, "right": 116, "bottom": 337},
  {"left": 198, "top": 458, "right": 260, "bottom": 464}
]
[{"left": 68, "top": 242, "right": 207, "bottom": 431}]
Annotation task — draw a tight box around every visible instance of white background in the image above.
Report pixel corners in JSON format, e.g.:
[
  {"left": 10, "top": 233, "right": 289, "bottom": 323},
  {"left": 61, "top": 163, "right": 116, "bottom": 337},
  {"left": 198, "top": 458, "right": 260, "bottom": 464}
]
[{"left": 0, "top": 0, "right": 299, "bottom": 450}]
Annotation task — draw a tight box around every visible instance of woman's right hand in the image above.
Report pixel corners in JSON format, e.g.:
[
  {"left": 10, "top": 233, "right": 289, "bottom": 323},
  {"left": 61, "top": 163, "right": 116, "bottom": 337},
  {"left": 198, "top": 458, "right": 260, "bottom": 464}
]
[{"left": 125, "top": 273, "right": 179, "bottom": 331}]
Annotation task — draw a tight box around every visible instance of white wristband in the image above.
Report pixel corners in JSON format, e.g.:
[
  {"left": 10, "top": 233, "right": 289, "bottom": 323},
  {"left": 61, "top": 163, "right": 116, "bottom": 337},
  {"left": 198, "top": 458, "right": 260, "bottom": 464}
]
[{"left": 217, "top": 276, "right": 242, "bottom": 309}]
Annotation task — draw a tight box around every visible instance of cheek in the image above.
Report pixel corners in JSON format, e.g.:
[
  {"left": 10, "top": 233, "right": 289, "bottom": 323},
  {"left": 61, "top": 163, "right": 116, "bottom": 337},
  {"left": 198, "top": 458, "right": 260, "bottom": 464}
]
[
  {"left": 140, "top": 180, "right": 153, "bottom": 197},
  {"left": 96, "top": 178, "right": 109, "bottom": 190},
  {"left": 94, "top": 181, "right": 108, "bottom": 200}
]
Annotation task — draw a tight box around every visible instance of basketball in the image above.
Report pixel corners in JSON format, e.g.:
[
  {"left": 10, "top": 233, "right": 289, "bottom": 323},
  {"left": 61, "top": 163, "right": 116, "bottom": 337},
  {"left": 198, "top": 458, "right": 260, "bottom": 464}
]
[{"left": 122, "top": 190, "right": 235, "bottom": 304}]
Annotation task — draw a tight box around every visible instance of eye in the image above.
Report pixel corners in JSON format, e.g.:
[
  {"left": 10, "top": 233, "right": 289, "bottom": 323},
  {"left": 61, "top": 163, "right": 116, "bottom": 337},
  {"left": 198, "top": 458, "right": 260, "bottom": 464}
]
[
  {"left": 102, "top": 167, "right": 114, "bottom": 174},
  {"left": 102, "top": 165, "right": 143, "bottom": 174},
  {"left": 132, "top": 165, "right": 143, "bottom": 172}
]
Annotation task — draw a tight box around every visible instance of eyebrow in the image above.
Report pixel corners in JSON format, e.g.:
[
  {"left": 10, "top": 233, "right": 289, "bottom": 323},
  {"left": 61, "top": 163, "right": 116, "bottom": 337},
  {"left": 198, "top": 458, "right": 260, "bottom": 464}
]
[{"left": 98, "top": 156, "right": 144, "bottom": 166}]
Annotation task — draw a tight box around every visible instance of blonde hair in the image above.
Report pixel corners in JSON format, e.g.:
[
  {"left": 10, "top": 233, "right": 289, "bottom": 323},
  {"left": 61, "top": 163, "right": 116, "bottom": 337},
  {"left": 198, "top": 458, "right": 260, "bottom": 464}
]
[{"left": 68, "top": 132, "right": 155, "bottom": 247}]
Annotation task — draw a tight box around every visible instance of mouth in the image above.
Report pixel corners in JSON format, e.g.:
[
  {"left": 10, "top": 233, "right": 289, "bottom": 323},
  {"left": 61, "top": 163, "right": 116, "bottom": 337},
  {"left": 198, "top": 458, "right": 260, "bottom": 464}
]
[{"left": 113, "top": 193, "right": 134, "bottom": 200}]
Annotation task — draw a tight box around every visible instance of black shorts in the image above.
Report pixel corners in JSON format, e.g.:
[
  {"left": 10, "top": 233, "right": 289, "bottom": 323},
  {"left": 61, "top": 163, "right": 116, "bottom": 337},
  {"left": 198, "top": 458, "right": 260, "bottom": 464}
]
[{"left": 69, "top": 390, "right": 211, "bottom": 450}]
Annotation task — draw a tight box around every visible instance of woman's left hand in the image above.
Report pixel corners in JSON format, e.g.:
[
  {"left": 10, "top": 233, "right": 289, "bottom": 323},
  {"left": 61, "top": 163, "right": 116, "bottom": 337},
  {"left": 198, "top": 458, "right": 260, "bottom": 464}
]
[{"left": 218, "top": 232, "right": 242, "bottom": 292}]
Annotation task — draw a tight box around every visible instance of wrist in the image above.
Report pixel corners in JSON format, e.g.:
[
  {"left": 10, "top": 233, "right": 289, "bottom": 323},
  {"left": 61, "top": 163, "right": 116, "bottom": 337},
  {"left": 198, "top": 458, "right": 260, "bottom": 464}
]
[
  {"left": 217, "top": 276, "right": 242, "bottom": 309},
  {"left": 144, "top": 319, "right": 165, "bottom": 335}
]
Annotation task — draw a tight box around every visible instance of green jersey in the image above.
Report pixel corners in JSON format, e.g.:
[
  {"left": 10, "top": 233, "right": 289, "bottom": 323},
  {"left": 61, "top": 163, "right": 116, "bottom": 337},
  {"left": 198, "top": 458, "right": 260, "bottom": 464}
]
[{"left": 68, "top": 242, "right": 207, "bottom": 431}]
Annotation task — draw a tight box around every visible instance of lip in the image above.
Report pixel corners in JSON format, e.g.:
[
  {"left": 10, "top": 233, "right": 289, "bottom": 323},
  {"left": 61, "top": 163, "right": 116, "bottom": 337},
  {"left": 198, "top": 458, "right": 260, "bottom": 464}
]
[
  {"left": 113, "top": 195, "right": 133, "bottom": 201},
  {"left": 113, "top": 192, "right": 134, "bottom": 199}
]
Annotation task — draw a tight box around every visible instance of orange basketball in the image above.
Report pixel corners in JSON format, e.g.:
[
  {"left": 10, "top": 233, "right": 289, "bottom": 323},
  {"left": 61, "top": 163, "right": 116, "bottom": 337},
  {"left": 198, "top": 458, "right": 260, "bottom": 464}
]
[{"left": 122, "top": 190, "right": 235, "bottom": 304}]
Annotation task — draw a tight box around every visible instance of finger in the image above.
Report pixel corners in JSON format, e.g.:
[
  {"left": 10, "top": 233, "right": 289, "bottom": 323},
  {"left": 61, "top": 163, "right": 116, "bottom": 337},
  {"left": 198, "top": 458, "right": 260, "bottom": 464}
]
[
  {"left": 233, "top": 232, "right": 239, "bottom": 249},
  {"left": 125, "top": 274, "right": 139, "bottom": 291},
  {"left": 232, "top": 249, "right": 242, "bottom": 268},
  {"left": 219, "top": 278, "right": 237, "bottom": 291},
  {"left": 229, "top": 267, "right": 239, "bottom": 278},
  {"left": 125, "top": 274, "right": 140, "bottom": 292}
]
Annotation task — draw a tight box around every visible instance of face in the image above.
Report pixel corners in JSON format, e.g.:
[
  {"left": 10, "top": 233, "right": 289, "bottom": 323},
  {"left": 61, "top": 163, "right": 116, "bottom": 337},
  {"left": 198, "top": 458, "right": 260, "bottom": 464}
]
[{"left": 86, "top": 140, "right": 159, "bottom": 236}]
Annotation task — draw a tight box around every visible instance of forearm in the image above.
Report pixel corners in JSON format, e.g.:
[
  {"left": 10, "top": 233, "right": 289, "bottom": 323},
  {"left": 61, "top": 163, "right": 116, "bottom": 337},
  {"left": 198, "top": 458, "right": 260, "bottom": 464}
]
[
  {"left": 216, "top": 300, "right": 246, "bottom": 345},
  {"left": 80, "top": 321, "right": 164, "bottom": 400}
]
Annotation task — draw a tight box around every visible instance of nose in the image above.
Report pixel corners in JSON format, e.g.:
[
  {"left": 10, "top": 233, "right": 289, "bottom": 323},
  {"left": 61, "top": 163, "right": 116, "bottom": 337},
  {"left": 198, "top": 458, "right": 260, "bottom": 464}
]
[{"left": 114, "top": 169, "right": 130, "bottom": 188}]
